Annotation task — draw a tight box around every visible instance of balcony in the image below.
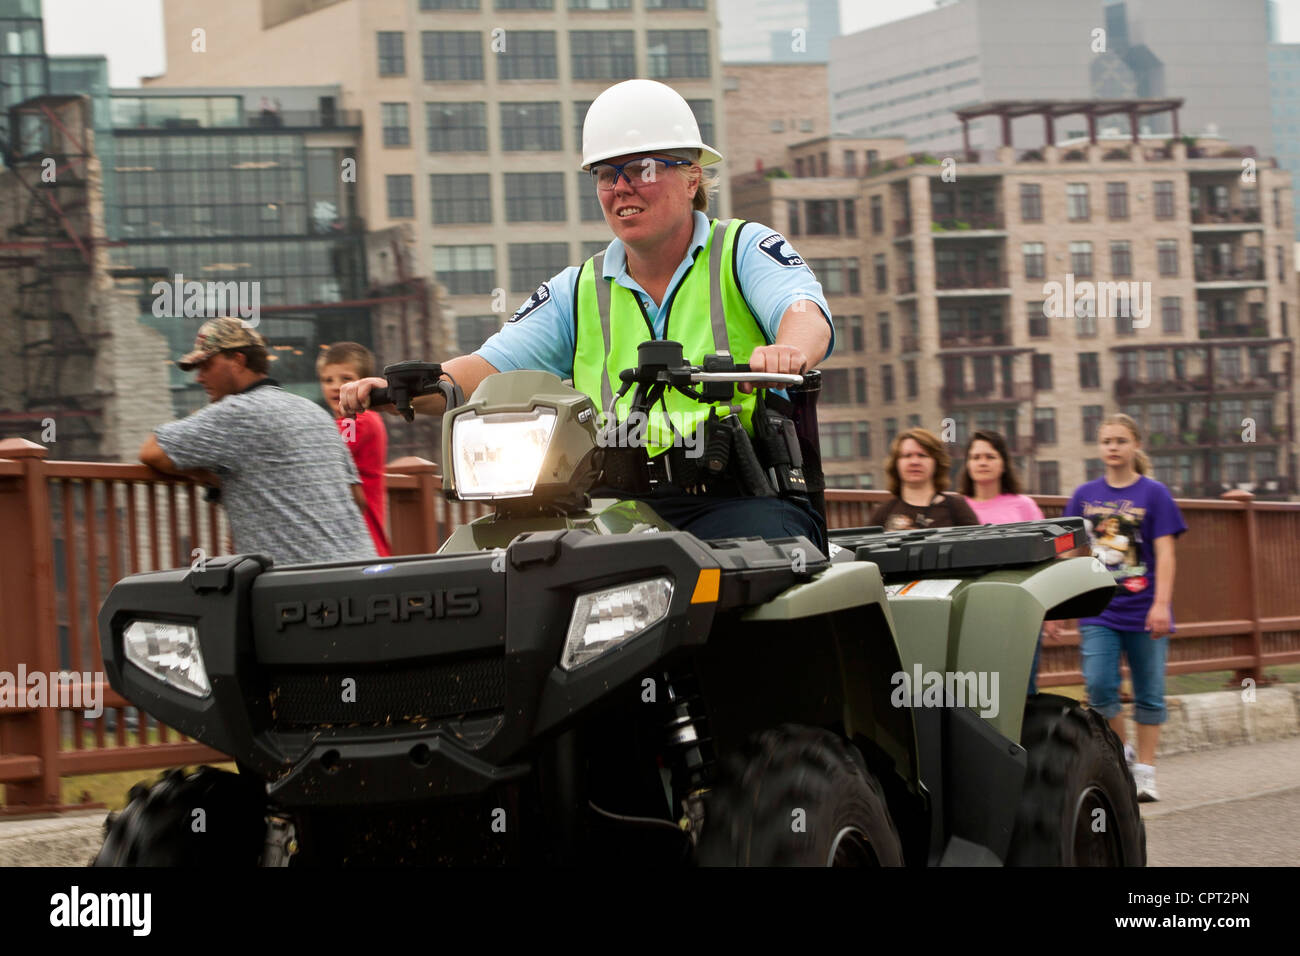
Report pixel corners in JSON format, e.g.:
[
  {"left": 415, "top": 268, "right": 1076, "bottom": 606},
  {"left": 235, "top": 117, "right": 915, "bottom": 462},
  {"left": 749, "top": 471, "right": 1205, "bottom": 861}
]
[
  {"left": 1198, "top": 320, "right": 1270, "bottom": 340},
  {"left": 894, "top": 218, "right": 913, "bottom": 237},
  {"left": 1195, "top": 262, "right": 1265, "bottom": 282},
  {"left": 930, "top": 211, "right": 1005, "bottom": 233},
  {"left": 896, "top": 276, "right": 916, "bottom": 296},
  {"left": 939, "top": 329, "right": 1010, "bottom": 349},
  {"left": 935, "top": 269, "right": 1010, "bottom": 293},
  {"left": 1191, "top": 207, "right": 1263, "bottom": 228},
  {"left": 1114, "top": 371, "right": 1283, "bottom": 400},
  {"left": 900, "top": 334, "right": 920, "bottom": 353}
]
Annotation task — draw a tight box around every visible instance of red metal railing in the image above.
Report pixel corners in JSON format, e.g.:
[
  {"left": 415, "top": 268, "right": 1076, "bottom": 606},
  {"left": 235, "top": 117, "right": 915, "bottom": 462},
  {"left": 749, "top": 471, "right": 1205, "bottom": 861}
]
[{"left": 3, "top": 438, "right": 1299, "bottom": 810}]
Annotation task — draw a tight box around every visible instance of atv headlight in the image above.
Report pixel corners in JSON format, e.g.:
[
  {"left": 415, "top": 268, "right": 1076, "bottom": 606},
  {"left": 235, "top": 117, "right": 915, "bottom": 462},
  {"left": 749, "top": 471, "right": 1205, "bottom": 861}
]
[
  {"left": 561, "top": 577, "right": 673, "bottom": 671},
  {"left": 452, "top": 407, "right": 557, "bottom": 499},
  {"left": 123, "top": 620, "right": 210, "bottom": 698}
]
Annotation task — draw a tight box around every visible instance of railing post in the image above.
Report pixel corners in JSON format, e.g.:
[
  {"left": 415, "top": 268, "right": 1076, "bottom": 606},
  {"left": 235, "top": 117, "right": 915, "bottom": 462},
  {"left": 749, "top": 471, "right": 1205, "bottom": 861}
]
[
  {"left": 0, "top": 439, "right": 64, "bottom": 811},
  {"left": 387, "top": 457, "right": 441, "bottom": 555},
  {"left": 1221, "top": 489, "right": 1263, "bottom": 686}
]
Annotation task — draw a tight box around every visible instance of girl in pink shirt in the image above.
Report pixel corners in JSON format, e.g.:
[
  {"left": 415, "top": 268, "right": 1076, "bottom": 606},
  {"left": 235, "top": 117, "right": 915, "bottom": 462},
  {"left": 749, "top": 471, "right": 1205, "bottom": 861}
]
[{"left": 960, "top": 430, "right": 1044, "bottom": 524}]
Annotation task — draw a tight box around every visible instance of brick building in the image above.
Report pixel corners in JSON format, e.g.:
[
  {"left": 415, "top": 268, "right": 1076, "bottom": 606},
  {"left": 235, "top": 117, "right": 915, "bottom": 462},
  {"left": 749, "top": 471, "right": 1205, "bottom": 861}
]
[{"left": 732, "top": 99, "right": 1299, "bottom": 500}]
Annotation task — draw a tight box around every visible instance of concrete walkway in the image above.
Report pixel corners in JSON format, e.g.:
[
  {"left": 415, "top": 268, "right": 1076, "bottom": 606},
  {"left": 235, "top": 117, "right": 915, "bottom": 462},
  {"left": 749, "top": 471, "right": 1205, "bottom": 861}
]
[{"left": 3, "top": 683, "right": 1298, "bottom": 866}]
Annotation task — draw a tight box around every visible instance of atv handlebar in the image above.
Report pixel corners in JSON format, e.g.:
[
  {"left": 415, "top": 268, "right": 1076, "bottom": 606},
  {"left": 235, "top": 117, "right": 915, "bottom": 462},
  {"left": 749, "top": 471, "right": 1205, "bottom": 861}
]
[{"left": 370, "top": 361, "right": 462, "bottom": 422}]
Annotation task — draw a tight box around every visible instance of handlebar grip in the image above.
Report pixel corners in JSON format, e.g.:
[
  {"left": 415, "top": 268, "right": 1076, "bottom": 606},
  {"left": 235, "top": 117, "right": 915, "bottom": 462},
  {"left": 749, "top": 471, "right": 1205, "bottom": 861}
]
[{"left": 368, "top": 386, "right": 392, "bottom": 409}]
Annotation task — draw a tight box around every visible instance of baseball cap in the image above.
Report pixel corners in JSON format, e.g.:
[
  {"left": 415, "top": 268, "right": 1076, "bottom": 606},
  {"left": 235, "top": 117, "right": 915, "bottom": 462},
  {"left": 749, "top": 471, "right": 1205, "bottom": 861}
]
[{"left": 176, "top": 318, "right": 269, "bottom": 370}]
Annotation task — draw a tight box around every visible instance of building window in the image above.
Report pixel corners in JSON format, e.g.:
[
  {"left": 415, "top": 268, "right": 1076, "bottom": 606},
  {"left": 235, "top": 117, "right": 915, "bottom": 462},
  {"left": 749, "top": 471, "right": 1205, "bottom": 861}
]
[
  {"left": 1154, "top": 181, "right": 1175, "bottom": 219},
  {"left": 1157, "top": 239, "right": 1178, "bottom": 276},
  {"left": 873, "top": 253, "right": 887, "bottom": 292},
  {"left": 1034, "top": 408, "right": 1057, "bottom": 445},
  {"left": 422, "top": 31, "right": 484, "bottom": 81},
  {"left": 904, "top": 359, "right": 919, "bottom": 398},
  {"left": 381, "top": 102, "right": 410, "bottom": 146},
  {"left": 570, "top": 30, "right": 635, "bottom": 80},
  {"left": 843, "top": 315, "right": 864, "bottom": 352},
  {"left": 687, "top": 99, "right": 715, "bottom": 146},
  {"left": 430, "top": 173, "right": 491, "bottom": 224},
  {"left": 1107, "top": 182, "right": 1129, "bottom": 219},
  {"left": 509, "top": 242, "right": 569, "bottom": 292},
  {"left": 1084, "top": 457, "right": 1103, "bottom": 478},
  {"left": 807, "top": 258, "right": 859, "bottom": 295},
  {"left": 1033, "top": 353, "right": 1053, "bottom": 391},
  {"left": 1023, "top": 242, "right": 1045, "bottom": 279},
  {"left": 1070, "top": 241, "right": 1093, "bottom": 277},
  {"left": 1082, "top": 404, "right": 1103, "bottom": 439},
  {"left": 500, "top": 101, "right": 562, "bottom": 150},
  {"left": 885, "top": 418, "right": 898, "bottom": 445},
  {"left": 1037, "top": 460, "right": 1060, "bottom": 495},
  {"left": 435, "top": 244, "right": 495, "bottom": 295},
  {"left": 843, "top": 199, "right": 857, "bottom": 236},
  {"left": 497, "top": 0, "right": 555, "bottom": 8},
  {"left": 646, "top": 30, "right": 710, "bottom": 78},
  {"left": 1078, "top": 352, "right": 1100, "bottom": 388},
  {"left": 844, "top": 150, "right": 857, "bottom": 175},
  {"left": 878, "top": 312, "right": 891, "bottom": 350},
  {"left": 377, "top": 31, "right": 405, "bottom": 76},
  {"left": 505, "top": 172, "right": 565, "bottom": 222},
  {"left": 1028, "top": 300, "right": 1048, "bottom": 337},
  {"left": 426, "top": 102, "right": 487, "bottom": 151},
  {"left": 1066, "top": 183, "right": 1089, "bottom": 221},
  {"left": 1020, "top": 183, "right": 1042, "bottom": 221},
  {"left": 569, "top": 0, "right": 632, "bottom": 8},
  {"left": 1157, "top": 296, "right": 1180, "bottom": 333},
  {"left": 870, "top": 195, "right": 883, "bottom": 234},
  {"left": 577, "top": 172, "right": 603, "bottom": 221},
  {"left": 1146, "top": 350, "right": 1168, "bottom": 381},
  {"left": 1116, "top": 351, "right": 1138, "bottom": 381},
  {"left": 881, "top": 365, "right": 895, "bottom": 403},
  {"left": 580, "top": 240, "right": 608, "bottom": 259},
  {"left": 805, "top": 200, "right": 840, "bottom": 235},
  {"left": 385, "top": 174, "right": 414, "bottom": 218},
  {"left": 497, "top": 31, "right": 558, "bottom": 80},
  {"left": 1275, "top": 188, "right": 1283, "bottom": 228},
  {"left": 438, "top": 170, "right": 512, "bottom": 229},
  {"left": 421, "top": 0, "right": 480, "bottom": 7},
  {"left": 456, "top": 315, "right": 500, "bottom": 355},
  {"left": 1278, "top": 245, "right": 1287, "bottom": 281},
  {"left": 1216, "top": 346, "right": 1243, "bottom": 382},
  {"left": 1110, "top": 240, "right": 1132, "bottom": 277},
  {"left": 821, "top": 369, "right": 849, "bottom": 404},
  {"left": 854, "top": 367, "right": 868, "bottom": 404}
]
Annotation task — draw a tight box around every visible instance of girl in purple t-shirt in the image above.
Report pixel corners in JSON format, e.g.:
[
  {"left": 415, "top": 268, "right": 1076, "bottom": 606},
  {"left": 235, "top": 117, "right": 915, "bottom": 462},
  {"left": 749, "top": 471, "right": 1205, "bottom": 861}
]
[
  {"left": 960, "top": 430, "right": 1053, "bottom": 694},
  {"left": 1064, "top": 414, "right": 1187, "bottom": 804}
]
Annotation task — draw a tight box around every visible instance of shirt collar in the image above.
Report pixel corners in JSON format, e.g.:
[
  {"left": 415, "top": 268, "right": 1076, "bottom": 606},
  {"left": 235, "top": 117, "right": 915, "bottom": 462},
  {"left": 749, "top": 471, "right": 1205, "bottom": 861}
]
[{"left": 600, "top": 210, "right": 711, "bottom": 282}]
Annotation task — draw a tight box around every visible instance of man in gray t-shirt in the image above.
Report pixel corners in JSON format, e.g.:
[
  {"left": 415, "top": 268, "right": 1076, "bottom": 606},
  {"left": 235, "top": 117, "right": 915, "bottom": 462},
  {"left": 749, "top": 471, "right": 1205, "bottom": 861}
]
[{"left": 139, "top": 318, "right": 375, "bottom": 566}]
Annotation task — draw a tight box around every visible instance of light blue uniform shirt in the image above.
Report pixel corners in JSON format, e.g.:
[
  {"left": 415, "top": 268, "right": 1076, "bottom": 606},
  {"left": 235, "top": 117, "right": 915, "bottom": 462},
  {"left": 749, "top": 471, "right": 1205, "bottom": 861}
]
[{"left": 475, "top": 211, "right": 834, "bottom": 377}]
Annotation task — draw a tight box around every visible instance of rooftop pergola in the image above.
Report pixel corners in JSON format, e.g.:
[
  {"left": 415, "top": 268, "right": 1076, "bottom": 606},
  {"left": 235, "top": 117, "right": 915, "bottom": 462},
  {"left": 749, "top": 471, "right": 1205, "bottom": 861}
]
[{"left": 953, "top": 98, "right": 1186, "bottom": 153}]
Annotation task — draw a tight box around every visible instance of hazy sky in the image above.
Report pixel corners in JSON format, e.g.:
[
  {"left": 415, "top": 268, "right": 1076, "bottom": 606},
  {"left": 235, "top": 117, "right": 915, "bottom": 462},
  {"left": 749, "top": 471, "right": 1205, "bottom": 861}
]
[{"left": 39, "top": 0, "right": 1300, "bottom": 88}]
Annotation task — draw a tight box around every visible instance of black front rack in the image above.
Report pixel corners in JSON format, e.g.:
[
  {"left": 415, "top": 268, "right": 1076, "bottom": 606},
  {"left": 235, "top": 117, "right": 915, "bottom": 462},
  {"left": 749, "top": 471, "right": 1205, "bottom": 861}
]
[{"left": 828, "top": 518, "right": 1088, "bottom": 580}]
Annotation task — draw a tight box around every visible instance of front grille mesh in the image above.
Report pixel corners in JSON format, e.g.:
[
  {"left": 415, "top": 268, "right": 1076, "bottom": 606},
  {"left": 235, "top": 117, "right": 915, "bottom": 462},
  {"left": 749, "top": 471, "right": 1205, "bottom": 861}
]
[{"left": 268, "top": 655, "right": 505, "bottom": 729}]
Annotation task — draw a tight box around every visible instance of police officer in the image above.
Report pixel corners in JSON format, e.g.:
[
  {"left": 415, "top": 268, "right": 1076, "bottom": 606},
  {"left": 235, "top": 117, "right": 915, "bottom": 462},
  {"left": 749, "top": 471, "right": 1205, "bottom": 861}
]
[{"left": 341, "top": 79, "right": 833, "bottom": 545}]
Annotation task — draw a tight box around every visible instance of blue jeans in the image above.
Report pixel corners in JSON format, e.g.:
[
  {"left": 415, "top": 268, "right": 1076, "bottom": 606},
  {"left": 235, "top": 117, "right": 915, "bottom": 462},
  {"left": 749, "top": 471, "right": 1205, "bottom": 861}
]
[{"left": 1080, "top": 623, "right": 1168, "bottom": 725}]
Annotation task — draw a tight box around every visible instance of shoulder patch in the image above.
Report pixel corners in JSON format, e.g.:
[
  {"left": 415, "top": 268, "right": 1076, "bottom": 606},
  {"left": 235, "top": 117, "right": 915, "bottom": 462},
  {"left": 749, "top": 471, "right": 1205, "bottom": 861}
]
[
  {"left": 509, "top": 283, "right": 551, "bottom": 323},
  {"left": 756, "top": 232, "right": 805, "bottom": 267}
]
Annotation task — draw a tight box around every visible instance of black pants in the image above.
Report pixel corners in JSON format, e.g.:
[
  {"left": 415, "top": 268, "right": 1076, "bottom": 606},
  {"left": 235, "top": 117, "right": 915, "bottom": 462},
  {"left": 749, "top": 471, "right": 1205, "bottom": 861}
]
[{"left": 603, "top": 486, "right": 827, "bottom": 553}]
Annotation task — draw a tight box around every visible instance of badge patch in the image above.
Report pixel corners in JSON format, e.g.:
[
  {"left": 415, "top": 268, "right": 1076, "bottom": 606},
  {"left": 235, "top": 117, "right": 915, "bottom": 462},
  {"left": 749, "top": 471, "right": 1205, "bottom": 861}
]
[
  {"left": 757, "top": 233, "right": 805, "bottom": 267},
  {"left": 509, "top": 283, "right": 551, "bottom": 323}
]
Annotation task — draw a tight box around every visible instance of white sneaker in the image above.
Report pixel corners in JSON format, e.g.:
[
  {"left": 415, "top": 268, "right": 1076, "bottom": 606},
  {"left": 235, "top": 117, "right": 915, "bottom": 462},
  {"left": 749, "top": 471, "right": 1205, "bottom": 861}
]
[
  {"left": 1124, "top": 743, "right": 1136, "bottom": 767},
  {"left": 1133, "top": 762, "right": 1159, "bottom": 802}
]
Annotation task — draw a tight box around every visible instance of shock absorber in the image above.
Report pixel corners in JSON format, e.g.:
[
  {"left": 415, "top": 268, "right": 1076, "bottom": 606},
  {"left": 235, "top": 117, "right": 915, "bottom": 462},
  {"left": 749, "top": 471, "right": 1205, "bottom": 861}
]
[{"left": 660, "top": 670, "right": 715, "bottom": 840}]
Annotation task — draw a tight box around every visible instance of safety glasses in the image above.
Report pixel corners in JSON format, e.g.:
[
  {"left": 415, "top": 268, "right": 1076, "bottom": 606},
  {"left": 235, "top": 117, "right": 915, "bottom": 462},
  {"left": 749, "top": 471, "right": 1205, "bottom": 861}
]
[{"left": 589, "top": 157, "right": 693, "bottom": 191}]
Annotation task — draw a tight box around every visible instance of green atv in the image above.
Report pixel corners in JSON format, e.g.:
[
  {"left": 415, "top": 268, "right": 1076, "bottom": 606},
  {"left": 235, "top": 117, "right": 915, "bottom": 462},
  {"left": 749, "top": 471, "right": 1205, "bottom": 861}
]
[{"left": 93, "top": 344, "right": 1143, "bottom": 866}]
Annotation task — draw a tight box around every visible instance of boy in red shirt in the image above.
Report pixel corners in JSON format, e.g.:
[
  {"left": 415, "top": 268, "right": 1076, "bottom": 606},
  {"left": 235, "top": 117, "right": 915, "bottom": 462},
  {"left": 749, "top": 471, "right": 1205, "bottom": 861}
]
[{"left": 318, "top": 342, "right": 391, "bottom": 556}]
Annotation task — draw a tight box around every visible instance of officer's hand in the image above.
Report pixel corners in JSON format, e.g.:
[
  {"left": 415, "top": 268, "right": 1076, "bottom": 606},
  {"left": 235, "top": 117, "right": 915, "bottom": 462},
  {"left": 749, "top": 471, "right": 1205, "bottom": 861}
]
[
  {"left": 340, "top": 376, "right": 393, "bottom": 417},
  {"left": 742, "top": 344, "right": 808, "bottom": 393}
]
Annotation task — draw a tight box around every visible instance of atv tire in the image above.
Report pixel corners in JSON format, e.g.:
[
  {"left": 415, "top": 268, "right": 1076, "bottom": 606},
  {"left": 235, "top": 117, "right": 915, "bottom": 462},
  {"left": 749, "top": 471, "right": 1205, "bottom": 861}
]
[
  {"left": 696, "top": 725, "right": 903, "bottom": 866},
  {"left": 93, "top": 766, "right": 267, "bottom": 867},
  {"left": 1006, "top": 694, "right": 1146, "bottom": 866}
]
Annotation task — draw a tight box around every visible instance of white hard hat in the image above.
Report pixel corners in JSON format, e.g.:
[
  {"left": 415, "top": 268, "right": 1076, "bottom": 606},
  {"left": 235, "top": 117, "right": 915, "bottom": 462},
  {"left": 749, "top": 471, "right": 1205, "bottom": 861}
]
[{"left": 581, "top": 79, "right": 722, "bottom": 170}]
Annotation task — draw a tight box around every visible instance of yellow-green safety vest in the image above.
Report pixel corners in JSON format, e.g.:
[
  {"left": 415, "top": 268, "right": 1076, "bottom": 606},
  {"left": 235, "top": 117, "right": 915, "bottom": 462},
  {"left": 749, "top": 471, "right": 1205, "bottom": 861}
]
[{"left": 572, "top": 218, "right": 769, "bottom": 458}]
